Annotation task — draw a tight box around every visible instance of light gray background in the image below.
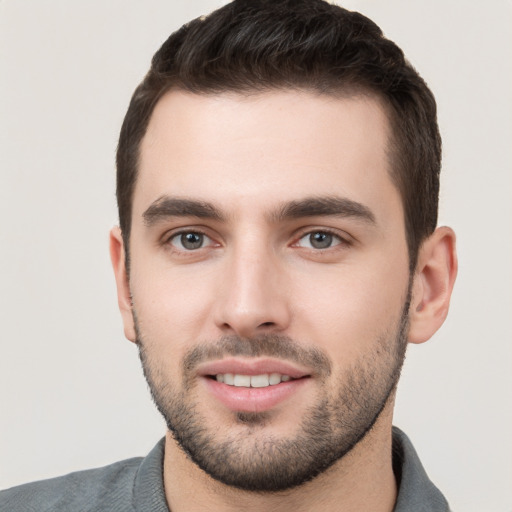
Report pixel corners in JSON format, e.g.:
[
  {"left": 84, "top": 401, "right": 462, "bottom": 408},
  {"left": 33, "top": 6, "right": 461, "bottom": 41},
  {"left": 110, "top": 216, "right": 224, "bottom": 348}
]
[{"left": 1, "top": 1, "right": 511, "bottom": 510}]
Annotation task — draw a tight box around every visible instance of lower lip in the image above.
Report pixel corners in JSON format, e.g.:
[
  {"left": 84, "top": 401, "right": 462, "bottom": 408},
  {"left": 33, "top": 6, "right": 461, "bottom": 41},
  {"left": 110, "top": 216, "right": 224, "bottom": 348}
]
[{"left": 203, "top": 377, "right": 309, "bottom": 413}]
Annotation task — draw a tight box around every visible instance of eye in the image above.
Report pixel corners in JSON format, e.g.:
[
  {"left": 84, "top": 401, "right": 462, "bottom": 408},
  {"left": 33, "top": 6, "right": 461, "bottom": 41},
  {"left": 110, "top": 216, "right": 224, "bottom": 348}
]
[
  {"left": 169, "top": 231, "right": 213, "bottom": 251},
  {"left": 296, "top": 231, "right": 343, "bottom": 249}
]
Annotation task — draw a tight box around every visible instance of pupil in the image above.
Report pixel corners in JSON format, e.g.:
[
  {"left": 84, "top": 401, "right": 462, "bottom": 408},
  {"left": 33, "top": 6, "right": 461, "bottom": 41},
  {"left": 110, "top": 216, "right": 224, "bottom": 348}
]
[
  {"left": 310, "top": 232, "right": 332, "bottom": 249},
  {"left": 182, "top": 232, "right": 203, "bottom": 249}
]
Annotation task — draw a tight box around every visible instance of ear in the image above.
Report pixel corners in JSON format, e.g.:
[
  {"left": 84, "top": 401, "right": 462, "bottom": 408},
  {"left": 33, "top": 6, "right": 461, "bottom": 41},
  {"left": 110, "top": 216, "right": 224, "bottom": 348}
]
[
  {"left": 109, "top": 226, "right": 137, "bottom": 343},
  {"left": 408, "top": 226, "right": 458, "bottom": 344}
]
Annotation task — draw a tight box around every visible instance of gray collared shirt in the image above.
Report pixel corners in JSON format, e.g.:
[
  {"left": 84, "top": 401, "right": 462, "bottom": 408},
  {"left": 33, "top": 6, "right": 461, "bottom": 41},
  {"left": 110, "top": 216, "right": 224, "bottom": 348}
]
[{"left": 0, "top": 427, "right": 450, "bottom": 511}]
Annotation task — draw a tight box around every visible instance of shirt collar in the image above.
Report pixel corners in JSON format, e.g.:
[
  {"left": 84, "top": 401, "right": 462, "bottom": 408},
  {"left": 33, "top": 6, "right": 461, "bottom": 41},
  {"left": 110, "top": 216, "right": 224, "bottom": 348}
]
[
  {"left": 392, "top": 426, "right": 450, "bottom": 511},
  {"left": 133, "top": 428, "right": 450, "bottom": 511}
]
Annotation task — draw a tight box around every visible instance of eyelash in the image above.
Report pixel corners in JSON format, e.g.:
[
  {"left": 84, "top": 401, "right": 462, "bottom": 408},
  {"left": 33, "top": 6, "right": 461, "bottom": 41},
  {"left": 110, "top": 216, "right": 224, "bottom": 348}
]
[
  {"left": 293, "top": 228, "right": 351, "bottom": 250},
  {"left": 163, "top": 227, "right": 352, "bottom": 253},
  {"left": 165, "top": 229, "right": 215, "bottom": 252}
]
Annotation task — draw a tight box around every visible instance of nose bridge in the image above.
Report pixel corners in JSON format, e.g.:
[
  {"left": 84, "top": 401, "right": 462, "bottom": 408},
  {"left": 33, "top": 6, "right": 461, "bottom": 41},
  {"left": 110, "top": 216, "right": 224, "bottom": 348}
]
[{"left": 214, "top": 232, "right": 290, "bottom": 337}]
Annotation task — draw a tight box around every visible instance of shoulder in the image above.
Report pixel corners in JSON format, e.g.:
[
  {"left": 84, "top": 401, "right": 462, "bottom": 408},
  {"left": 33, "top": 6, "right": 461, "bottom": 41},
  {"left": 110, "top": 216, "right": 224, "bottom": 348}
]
[{"left": 0, "top": 456, "right": 143, "bottom": 512}]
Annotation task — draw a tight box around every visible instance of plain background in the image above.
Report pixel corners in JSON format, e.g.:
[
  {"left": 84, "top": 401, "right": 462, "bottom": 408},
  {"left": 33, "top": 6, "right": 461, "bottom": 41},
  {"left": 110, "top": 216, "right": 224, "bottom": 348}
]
[{"left": 1, "top": 1, "right": 511, "bottom": 510}]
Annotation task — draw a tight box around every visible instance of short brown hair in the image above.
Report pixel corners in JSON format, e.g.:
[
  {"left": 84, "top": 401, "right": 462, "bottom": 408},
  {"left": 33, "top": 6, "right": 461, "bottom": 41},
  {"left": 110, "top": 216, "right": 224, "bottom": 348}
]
[{"left": 117, "top": 0, "right": 441, "bottom": 270}]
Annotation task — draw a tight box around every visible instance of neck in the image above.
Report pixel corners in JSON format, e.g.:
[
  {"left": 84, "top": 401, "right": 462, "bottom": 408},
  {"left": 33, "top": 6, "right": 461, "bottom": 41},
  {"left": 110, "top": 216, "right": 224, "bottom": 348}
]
[{"left": 163, "top": 406, "right": 397, "bottom": 512}]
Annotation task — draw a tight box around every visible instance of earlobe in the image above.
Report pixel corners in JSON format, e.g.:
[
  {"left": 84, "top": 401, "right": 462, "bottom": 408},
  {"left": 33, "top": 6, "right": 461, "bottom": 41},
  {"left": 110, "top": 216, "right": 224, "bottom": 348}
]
[
  {"left": 408, "top": 226, "right": 458, "bottom": 344},
  {"left": 109, "top": 227, "right": 137, "bottom": 343}
]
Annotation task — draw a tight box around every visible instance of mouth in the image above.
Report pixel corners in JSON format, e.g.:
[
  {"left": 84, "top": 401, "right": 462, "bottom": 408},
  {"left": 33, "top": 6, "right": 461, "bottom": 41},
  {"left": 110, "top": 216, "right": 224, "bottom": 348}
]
[
  {"left": 211, "top": 373, "right": 294, "bottom": 387},
  {"left": 198, "top": 359, "right": 311, "bottom": 413}
]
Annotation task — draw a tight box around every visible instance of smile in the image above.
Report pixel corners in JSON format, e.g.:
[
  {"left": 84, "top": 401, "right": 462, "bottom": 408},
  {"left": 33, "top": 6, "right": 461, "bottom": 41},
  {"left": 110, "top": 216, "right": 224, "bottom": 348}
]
[
  {"left": 198, "top": 358, "right": 311, "bottom": 412},
  {"left": 214, "top": 373, "right": 293, "bottom": 387}
]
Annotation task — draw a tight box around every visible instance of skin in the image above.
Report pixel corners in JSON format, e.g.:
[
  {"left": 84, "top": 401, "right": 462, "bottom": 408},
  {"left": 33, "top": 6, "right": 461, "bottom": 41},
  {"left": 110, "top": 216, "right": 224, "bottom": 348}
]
[{"left": 110, "top": 90, "right": 457, "bottom": 512}]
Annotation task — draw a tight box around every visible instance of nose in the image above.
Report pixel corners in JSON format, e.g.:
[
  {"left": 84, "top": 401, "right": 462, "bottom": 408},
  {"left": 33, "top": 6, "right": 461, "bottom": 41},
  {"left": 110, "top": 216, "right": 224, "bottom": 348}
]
[{"left": 213, "top": 243, "right": 291, "bottom": 338}]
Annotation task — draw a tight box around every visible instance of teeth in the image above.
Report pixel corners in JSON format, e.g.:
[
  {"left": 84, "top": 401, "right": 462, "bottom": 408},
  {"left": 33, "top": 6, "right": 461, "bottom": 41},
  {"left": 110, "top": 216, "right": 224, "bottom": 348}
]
[
  {"left": 269, "top": 373, "right": 282, "bottom": 385},
  {"left": 233, "top": 374, "right": 251, "bottom": 387},
  {"left": 215, "top": 373, "right": 293, "bottom": 387},
  {"left": 250, "top": 374, "right": 269, "bottom": 388}
]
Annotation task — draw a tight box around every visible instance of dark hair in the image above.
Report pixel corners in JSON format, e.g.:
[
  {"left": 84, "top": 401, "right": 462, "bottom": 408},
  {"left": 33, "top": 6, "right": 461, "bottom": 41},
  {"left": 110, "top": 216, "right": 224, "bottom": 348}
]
[{"left": 117, "top": 0, "right": 441, "bottom": 270}]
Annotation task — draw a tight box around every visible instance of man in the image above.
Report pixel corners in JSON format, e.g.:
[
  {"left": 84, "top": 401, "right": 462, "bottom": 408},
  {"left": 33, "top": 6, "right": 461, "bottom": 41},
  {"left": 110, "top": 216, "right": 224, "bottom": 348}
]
[{"left": 0, "top": 0, "right": 457, "bottom": 510}]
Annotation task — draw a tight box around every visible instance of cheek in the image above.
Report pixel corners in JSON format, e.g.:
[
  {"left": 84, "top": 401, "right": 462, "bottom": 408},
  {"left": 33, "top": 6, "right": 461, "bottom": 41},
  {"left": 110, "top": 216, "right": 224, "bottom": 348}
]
[
  {"left": 291, "top": 260, "right": 409, "bottom": 356},
  {"left": 129, "top": 257, "right": 220, "bottom": 352}
]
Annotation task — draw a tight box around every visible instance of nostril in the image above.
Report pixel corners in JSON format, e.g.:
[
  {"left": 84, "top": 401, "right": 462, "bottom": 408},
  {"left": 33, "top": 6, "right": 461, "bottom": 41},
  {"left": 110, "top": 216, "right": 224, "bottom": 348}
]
[{"left": 259, "top": 322, "right": 275, "bottom": 328}]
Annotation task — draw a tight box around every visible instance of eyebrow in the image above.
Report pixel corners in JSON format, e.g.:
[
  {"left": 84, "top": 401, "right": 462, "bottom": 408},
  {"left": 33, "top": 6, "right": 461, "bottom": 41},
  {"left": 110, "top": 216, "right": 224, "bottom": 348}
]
[
  {"left": 273, "top": 196, "right": 376, "bottom": 224},
  {"left": 142, "top": 195, "right": 376, "bottom": 227},
  {"left": 143, "top": 197, "right": 225, "bottom": 226}
]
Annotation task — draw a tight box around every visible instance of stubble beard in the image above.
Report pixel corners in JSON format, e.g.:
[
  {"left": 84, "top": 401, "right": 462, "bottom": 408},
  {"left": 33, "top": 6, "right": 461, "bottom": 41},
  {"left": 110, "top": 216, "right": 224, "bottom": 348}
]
[{"left": 135, "top": 299, "right": 410, "bottom": 493}]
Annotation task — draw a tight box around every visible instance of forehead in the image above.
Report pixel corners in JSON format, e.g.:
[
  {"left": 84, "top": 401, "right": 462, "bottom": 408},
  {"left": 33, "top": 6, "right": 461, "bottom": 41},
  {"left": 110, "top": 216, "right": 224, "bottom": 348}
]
[{"left": 135, "top": 89, "right": 401, "bottom": 223}]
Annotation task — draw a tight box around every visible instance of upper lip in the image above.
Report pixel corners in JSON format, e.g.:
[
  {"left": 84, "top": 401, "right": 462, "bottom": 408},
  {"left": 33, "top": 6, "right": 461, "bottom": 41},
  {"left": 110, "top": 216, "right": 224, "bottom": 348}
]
[{"left": 197, "top": 358, "right": 311, "bottom": 379}]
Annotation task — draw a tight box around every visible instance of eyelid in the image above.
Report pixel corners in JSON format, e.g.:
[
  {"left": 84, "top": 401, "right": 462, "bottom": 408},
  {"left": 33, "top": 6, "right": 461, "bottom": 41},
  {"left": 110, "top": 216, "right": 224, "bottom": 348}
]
[
  {"left": 162, "top": 227, "right": 220, "bottom": 251},
  {"left": 160, "top": 225, "right": 353, "bottom": 252},
  {"left": 291, "top": 227, "right": 353, "bottom": 248}
]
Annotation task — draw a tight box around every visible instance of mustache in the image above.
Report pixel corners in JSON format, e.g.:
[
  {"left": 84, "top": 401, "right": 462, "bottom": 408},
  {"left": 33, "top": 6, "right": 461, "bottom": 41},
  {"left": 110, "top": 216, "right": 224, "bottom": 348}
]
[{"left": 182, "top": 334, "right": 332, "bottom": 378}]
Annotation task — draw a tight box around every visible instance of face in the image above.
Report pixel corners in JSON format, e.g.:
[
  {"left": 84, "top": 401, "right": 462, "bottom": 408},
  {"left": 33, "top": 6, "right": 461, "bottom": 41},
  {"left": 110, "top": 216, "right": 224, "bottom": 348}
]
[{"left": 122, "top": 90, "right": 412, "bottom": 491}]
